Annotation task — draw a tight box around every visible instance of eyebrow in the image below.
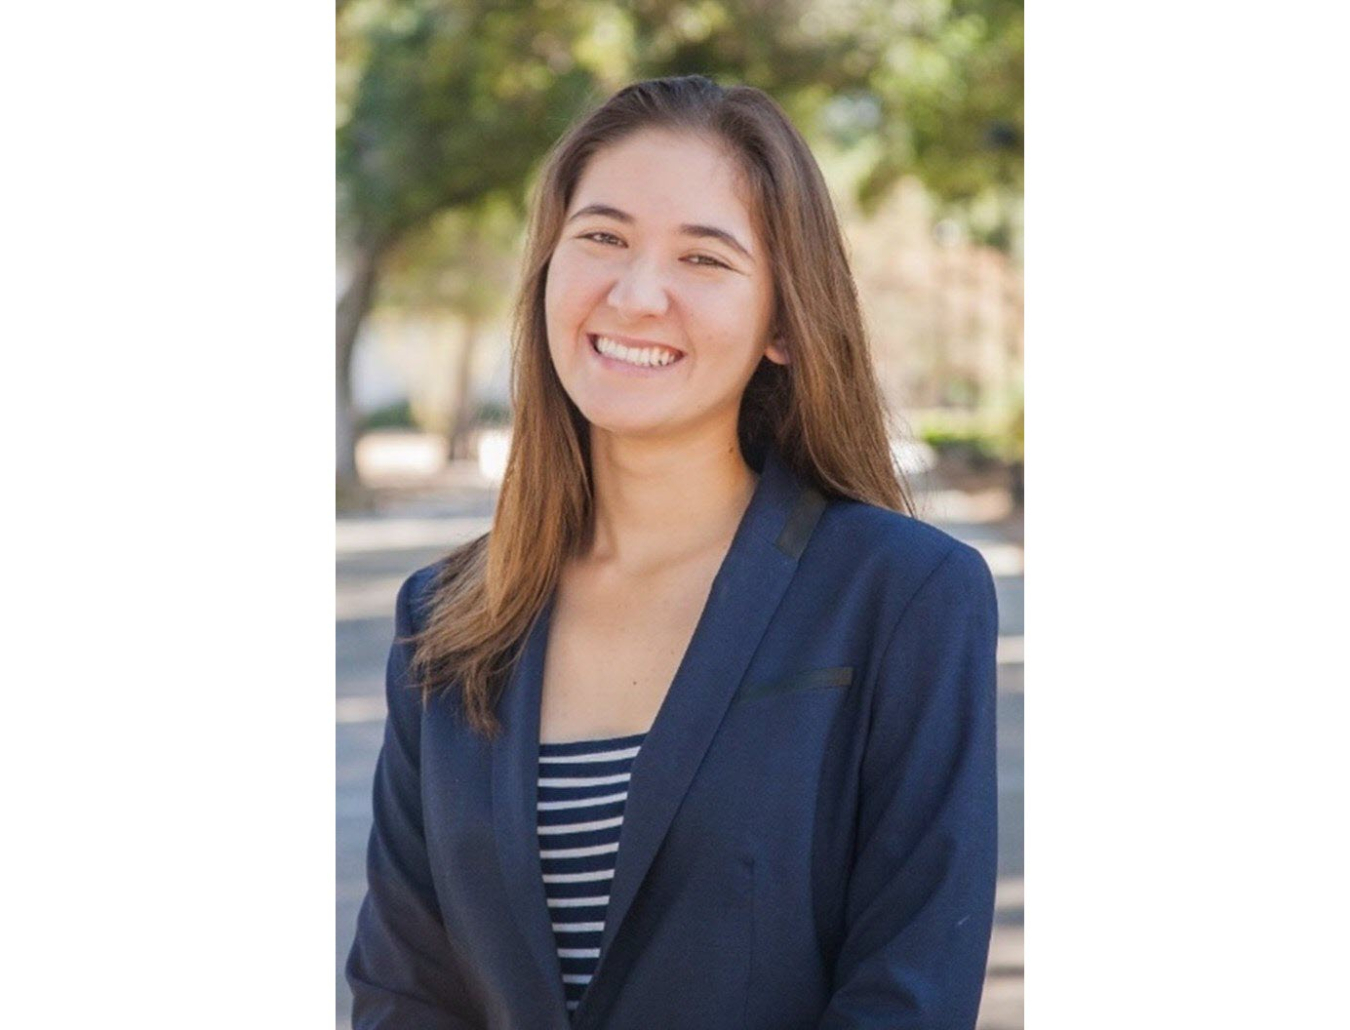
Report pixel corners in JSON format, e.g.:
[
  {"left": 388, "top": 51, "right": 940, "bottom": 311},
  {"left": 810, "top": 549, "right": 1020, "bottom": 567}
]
[{"left": 566, "top": 203, "right": 755, "bottom": 262}]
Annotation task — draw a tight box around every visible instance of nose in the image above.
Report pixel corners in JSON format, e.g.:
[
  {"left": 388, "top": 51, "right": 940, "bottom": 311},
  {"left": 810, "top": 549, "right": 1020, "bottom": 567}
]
[{"left": 606, "top": 255, "right": 670, "bottom": 320}]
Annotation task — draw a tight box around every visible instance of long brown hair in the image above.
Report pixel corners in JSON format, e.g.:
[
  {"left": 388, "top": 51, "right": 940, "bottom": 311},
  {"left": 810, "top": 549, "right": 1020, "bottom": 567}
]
[{"left": 410, "top": 75, "right": 913, "bottom": 738}]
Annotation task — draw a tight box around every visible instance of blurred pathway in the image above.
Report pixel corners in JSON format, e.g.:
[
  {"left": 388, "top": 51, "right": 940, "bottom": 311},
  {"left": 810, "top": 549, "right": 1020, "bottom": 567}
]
[{"left": 336, "top": 468, "right": 1023, "bottom": 1030}]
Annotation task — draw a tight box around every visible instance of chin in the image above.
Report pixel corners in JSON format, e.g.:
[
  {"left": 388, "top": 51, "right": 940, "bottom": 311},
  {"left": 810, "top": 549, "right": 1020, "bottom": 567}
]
[
  {"left": 584, "top": 413, "right": 675, "bottom": 439},
  {"left": 565, "top": 388, "right": 656, "bottom": 428},
  {"left": 572, "top": 400, "right": 679, "bottom": 438}
]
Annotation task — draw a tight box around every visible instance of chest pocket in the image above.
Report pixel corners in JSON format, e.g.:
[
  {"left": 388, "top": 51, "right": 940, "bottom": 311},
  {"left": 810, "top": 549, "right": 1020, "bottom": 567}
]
[{"left": 733, "top": 666, "right": 853, "bottom": 705}]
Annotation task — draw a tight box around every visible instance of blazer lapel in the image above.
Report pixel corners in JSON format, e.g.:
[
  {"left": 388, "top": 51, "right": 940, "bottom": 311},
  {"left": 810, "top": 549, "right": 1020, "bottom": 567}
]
[
  {"left": 578, "top": 445, "right": 827, "bottom": 1021},
  {"left": 490, "top": 593, "right": 571, "bottom": 1024}
]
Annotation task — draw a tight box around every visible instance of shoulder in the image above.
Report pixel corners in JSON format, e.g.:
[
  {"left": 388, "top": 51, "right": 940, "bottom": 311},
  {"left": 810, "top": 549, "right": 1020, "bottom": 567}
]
[
  {"left": 385, "top": 558, "right": 457, "bottom": 724},
  {"left": 814, "top": 496, "right": 995, "bottom": 616},
  {"left": 820, "top": 504, "right": 999, "bottom": 731},
  {"left": 394, "top": 559, "right": 450, "bottom": 637},
  {"left": 392, "top": 527, "right": 490, "bottom": 636}
]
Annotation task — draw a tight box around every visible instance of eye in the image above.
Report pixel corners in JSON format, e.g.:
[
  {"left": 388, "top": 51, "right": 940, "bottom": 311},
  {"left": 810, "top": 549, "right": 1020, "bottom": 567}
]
[
  {"left": 578, "top": 230, "right": 625, "bottom": 247},
  {"left": 685, "top": 253, "right": 732, "bottom": 270}
]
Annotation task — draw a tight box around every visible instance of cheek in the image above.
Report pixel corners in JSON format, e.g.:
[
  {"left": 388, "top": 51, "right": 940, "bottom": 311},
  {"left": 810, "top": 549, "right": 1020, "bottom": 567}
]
[
  {"left": 543, "top": 261, "right": 567, "bottom": 328},
  {"left": 546, "top": 253, "right": 601, "bottom": 320},
  {"left": 689, "top": 283, "right": 772, "bottom": 356},
  {"left": 544, "top": 265, "right": 584, "bottom": 366}
]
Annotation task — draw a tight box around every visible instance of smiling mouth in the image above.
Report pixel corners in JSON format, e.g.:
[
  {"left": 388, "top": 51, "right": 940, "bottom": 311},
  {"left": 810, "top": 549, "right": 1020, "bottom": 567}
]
[{"left": 588, "top": 333, "right": 686, "bottom": 369}]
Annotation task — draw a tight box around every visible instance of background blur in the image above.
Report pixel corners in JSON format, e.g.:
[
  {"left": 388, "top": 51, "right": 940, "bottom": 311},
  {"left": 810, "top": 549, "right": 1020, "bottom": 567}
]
[{"left": 336, "top": 1, "right": 1023, "bottom": 1027}]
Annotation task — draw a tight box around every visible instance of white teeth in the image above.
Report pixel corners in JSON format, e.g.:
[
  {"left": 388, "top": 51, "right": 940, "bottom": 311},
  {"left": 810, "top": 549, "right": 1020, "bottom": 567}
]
[{"left": 593, "top": 335, "right": 679, "bottom": 368}]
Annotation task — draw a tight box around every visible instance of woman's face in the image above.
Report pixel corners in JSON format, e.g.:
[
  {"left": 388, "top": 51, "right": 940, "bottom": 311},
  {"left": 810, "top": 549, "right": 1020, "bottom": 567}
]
[{"left": 544, "top": 128, "right": 787, "bottom": 444}]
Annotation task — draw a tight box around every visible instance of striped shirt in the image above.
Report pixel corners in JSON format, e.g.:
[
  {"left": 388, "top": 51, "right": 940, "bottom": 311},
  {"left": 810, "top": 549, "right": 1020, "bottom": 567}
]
[{"left": 537, "top": 731, "right": 646, "bottom": 1018}]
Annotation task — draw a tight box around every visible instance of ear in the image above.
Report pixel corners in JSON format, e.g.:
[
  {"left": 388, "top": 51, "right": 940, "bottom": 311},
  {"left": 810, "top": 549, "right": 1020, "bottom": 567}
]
[{"left": 763, "top": 336, "right": 790, "bottom": 366}]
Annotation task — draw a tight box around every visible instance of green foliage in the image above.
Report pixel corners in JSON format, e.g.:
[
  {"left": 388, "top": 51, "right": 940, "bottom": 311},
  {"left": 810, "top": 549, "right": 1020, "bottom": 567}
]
[
  {"left": 1006, "top": 399, "right": 1024, "bottom": 462},
  {"left": 853, "top": 0, "right": 1022, "bottom": 247},
  {"left": 338, "top": 0, "right": 609, "bottom": 250},
  {"left": 920, "top": 426, "right": 1001, "bottom": 466},
  {"left": 337, "top": 0, "right": 1023, "bottom": 256},
  {"left": 917, "top": 404, "right": 1022, "bottom": 465},
  {"left": 473, "top": 399, "right": 513, "bottom": 427},
  {"left": 360, "top": 398, "right": 417, "bottom": 432}
]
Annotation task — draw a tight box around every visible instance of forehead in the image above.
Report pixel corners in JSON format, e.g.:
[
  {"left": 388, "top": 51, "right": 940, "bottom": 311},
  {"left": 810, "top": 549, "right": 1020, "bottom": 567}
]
[{"left": 569, "top": 129, "right": 758, "bottom": 236}]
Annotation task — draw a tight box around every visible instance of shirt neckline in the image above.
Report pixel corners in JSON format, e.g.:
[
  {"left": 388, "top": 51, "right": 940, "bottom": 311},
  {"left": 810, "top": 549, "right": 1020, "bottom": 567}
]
[{"left": 538, "top": 730, "right": 648, "bottom": 752}]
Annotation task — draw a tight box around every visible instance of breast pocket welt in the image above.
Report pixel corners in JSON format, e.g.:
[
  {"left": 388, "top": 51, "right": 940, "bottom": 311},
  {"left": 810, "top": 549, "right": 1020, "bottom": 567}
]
[{"left": 733, "top": 666, "right": 854, "bottom": 705}]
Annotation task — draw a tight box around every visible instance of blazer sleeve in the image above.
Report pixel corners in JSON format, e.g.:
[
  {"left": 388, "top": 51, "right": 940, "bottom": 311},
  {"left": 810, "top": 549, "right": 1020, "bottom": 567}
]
[
  {"left": 818, "top": 543, "right": 1000, "bottom": 1030},
  {"left": 345, "top": 569, "right": 480, "bottom": 1030}
]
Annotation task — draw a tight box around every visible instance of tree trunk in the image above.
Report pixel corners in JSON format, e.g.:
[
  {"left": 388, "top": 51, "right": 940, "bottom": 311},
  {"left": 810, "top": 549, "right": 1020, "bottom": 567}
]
[
  {"left": 336, "top": 241, "right": 384, "bottom": 492},
  {"left": 447, "top": 316, "right": 481, "bottom": 460}
]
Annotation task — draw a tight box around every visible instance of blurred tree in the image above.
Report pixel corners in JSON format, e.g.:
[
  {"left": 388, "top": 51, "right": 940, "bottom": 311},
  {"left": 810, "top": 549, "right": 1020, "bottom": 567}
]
[
  {"left": 378, "top": 195, "right": 520, "bottom": 458},
  {"left": 620, "top": 0, "right": 1021, "bottom": 236},
  {"left": 336, "top": 0, "right": 1022, "bottom": 485},
  {"left": 336, "top": 0, "right": 608, "bottom": 488},
  {"left": 852, "top": 0, "right": 1023, "bottom": 247}
]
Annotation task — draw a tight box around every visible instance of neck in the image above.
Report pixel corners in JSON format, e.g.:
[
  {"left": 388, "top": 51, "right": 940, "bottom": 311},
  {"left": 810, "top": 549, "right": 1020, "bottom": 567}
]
[{"left": 583, "top": 425, "right": 758, "bottom": 574}]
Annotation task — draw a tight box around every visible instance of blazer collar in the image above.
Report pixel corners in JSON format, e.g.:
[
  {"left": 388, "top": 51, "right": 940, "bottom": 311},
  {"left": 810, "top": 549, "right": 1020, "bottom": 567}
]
[{"left": 489, "top": 444, "right": 827, "bottom": 1025}]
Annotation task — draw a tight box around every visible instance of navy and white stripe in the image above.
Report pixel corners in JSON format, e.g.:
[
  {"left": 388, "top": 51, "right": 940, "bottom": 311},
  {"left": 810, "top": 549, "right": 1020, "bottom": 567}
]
[{"left": 537, "top": 731, "right": 646, "bottom": 1017}]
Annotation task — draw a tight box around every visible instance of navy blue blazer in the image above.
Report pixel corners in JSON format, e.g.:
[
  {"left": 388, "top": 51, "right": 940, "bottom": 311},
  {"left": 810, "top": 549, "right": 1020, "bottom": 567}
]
[{"left": 347, "top": 446, "right": 999, "bottom": 1029}]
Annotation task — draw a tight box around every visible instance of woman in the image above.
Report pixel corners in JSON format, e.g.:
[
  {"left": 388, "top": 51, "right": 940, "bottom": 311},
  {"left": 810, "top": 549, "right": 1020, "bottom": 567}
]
[{"left": 347, "top": 75, "right": 999, "bottom": 1030}]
